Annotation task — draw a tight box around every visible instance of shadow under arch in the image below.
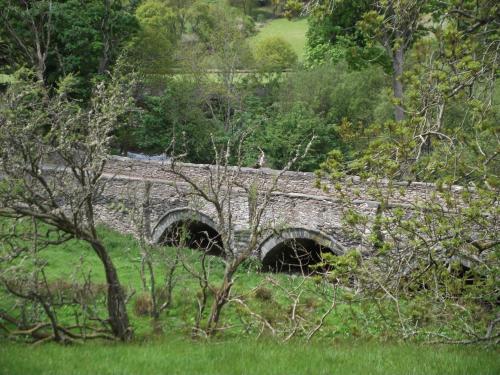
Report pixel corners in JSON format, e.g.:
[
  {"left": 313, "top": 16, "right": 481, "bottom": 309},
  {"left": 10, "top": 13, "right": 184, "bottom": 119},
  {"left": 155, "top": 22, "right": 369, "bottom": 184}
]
[
  {"left": 151, "top": 208, "right": 223, "bottom": 255},
  {"left": 259, "top": 228, "right": 345, "bottom": 273}
]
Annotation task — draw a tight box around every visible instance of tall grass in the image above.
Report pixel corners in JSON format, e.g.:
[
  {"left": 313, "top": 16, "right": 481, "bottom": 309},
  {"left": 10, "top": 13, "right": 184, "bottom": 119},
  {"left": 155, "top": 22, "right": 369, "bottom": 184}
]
[
  {"left": 1, "top": 225, "right": 498, "bottom": 374},
  {"left": 1, "top": 338, "right": 498, "bottom": 375}
]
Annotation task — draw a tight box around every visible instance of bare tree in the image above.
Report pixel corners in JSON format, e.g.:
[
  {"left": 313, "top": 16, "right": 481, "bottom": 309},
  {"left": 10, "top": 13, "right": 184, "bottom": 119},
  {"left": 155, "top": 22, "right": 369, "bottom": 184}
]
[
  {"left": 0, "top": 217, "right": 117, "bottom": 343},
  {"left": 0, "top": 74, "right": 135, "bottom": 341},
  {"left": 165, "top": 135, "right": 314, "bottom": 335},
  {"left": 125, "top": 181, "right": 180, "bottom": 325}
]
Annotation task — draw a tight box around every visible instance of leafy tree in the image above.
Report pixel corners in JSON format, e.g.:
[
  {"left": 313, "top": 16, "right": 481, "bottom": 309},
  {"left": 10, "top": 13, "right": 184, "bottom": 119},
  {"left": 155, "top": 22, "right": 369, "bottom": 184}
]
[
  {"left": 51, "top": 0, "right": 137, "bottom": 96},
  {"left": 0, "top": 0, "right": 138, "bottom": 96},
  {"left": 358, "top": 0, "right": 429, "bottom": 121},
  {"left": 251, "top": 103, "right": 336, "bottom": 170},
  {"left": 276, "top": 62, "right": 392, "bottom": 160},
  {"left": 318, "top": 0, "right": 499, "bottom": 344},
  {"left": 179, "top": 3, "right": 255, "bottom": 133},
  {"left": 305, "top": 0, "right": 386, "bottom": 69},
  {"left": 229, "top": 0, "right": 258, "bottom": 15},
  {"left": 132, "top": 79, "right": 222, "bottom": 162},
  {"left": 188, "top": 1, "right": 255, "bottom": 44},
  {"left": 165, "top": 0, "right": 196, "bottom": 33},
  {"left": 254, "top": 36, "right": 298, "bottom": 71},
  {"left": 0, "top": 0, "right": 54, "bottom": 82},
  {"left": 125, "top": 0, "right": 181, "bottom": 76},
  {"left": 305, "top": 0, "right": 430, "bottom": 121}
]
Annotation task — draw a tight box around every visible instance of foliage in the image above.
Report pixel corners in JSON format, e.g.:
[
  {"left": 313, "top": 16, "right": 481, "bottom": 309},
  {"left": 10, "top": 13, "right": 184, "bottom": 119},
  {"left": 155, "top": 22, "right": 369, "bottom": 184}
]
[
  {"left": 246, "top": 102, "right": 335, "bottom": 170},
  {"left": 254, "top": 36, "right": 298, "bottom": 71},
  {"left": 318, "top": 0, "right": 499, "bottom": 345},
  {"left": 305, "top": 0, "right": 432, "bottom": 121},
  {"left": 305, "top": 0, "right": 387, "bottom": 69},
  {"left": 132, "top": 79, "right": 221, "bottom": 161},
  {"left": 125, "top": 0, "right": 181, "bottom": 75},
  {"left": 276, "top": 62, "right": 392, "bottom": 161},
  {"left": 0, "top": 0, "right": 138, "bottom": 98}
]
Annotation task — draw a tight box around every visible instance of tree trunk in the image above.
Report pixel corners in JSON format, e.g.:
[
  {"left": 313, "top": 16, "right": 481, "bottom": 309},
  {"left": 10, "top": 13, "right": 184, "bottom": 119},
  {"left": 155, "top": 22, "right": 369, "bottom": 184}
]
[
  {"left": 206, "top": 264, "right": 235, "bottom": 335},
  {"left": 392, "top": 45, "right": 405, "bottom": 122},
  {"left": 98, "top": 0, "right": 111, "bottom": 75},
  {"left": 91, "top": 241, "right": 131, "bottom": 341}
]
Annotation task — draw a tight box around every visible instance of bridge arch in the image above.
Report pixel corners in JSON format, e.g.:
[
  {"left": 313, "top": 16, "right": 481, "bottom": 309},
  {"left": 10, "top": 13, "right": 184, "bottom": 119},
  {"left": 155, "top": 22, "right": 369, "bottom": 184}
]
[
  {"left": 259, "top": 228, "right": 345, "bottom": 273},
  {"left": 151, "top": 208, "right": 223, "bottom": 255}
]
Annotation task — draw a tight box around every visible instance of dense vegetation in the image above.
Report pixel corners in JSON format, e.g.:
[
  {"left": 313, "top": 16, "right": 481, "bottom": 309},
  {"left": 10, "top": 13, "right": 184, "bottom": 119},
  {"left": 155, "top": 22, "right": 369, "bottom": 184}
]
[
  {"left": 0, "top": 0, "right": 498, "bottom": 372},
  {"left": 0, "top": 226, "right": 498, "bottom": 374}
]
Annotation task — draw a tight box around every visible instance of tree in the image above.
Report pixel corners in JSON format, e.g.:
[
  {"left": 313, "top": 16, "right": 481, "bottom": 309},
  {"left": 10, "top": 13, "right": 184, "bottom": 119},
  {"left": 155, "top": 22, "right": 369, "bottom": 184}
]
[
  {"left": 165, "top": 135, "right": 314, "bottom": 335},
  {"left": 305, "top": 0, "right": 385, "bottom": 68},
  {"left": 131, "top": 79, "right": 221, "bottom": 160},
  {"left": 254, "top": 36, "right": 298, "bottom": 71},
  {"left": 125, "top": 0, "right": 181, "bottom": 76},
  {"left": 358, "top": 0, "right": 428, "bottom": 121},
  {"left": 229, "top": 0, "right": 257, "bottom": 15},
  {"left": 52, "top": 0, "right": 137, "bottom": 94},
  {"left": 179, "top": 3, "right": 255, "bottom": 134},
  {"left": 305, "top": 0, "right": 428, "bottom": 121},
  {"left": 245, "top": 103, "right": 335, "bottom": 171},
  {"left": 0, "top": 0, "right": 54, "bottom": 82},
  {"left": 318, "top": 0, "right": 499, "bottom": 344},
  {"left": 0, "top": 72, "right": 136, "bottom": 341},
  {"left": 164, "top": 0, "right": 196, "bottom": 33},
  {"left": 0, "top": 0, "right": 138, "bottom": 96}
]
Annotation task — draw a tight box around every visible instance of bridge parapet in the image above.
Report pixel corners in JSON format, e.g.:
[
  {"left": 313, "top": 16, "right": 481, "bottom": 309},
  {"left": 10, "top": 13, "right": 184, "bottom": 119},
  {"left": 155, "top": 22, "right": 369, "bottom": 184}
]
[{"left": 104, "top": 156, "right": 465, "bottom": 209}]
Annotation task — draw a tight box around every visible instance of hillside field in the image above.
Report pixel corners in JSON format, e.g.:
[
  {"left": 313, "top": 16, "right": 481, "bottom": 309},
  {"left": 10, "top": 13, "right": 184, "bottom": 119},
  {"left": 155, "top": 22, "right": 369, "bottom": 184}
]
[
  {"left": 0, "top": 226, "right": 498, "bottom": 375},
  {"left": 250, "top": 18, "right": 309, "bottom": 61}
]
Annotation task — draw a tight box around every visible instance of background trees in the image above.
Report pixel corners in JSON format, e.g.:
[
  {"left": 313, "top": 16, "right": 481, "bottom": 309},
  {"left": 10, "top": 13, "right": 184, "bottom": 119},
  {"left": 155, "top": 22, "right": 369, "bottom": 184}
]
[
  {"left": 254, "top": 36, "right": 298, "bottom": 71},
  {"left": 125, "top": 0, "right": 181, "bottom": 76},
  {"left": 0, "top": 0, "right": 137, "bottom": 98}
]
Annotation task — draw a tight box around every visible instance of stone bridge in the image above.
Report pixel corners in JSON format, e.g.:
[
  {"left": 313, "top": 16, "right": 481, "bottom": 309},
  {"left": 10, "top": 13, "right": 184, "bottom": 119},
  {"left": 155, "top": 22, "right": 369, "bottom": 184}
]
[{"left": 97, "top": 156, "right": 451, "bottom": 271}]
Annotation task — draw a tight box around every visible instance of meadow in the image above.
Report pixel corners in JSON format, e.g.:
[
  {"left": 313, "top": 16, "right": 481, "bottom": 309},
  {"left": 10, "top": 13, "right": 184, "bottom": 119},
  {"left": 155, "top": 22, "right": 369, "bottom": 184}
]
[
  {"left": 0, "top": 226, "right": 498, "bottom": 375},
  {"left": 250, "top": 18, "right": 309, "bottom": 61},
  {"left": 1, "top": 338, "right": 498, "bottom": 375}
]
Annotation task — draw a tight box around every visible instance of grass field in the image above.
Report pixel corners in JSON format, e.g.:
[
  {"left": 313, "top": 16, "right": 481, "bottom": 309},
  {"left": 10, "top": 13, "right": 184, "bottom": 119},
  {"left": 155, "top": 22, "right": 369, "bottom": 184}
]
[
  {"left": 250, "top": 18, "right": 309, "bottom": 61},
  {"left": 1, "top": 338, "right": 498, "bottom": 375},
  {"left": 0, "top": 225, "right": 498, "bottom": 374}
]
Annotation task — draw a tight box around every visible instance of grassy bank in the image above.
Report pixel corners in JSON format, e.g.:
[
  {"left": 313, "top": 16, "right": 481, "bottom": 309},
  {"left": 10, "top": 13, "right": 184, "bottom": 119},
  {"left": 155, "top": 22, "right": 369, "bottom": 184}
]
[
  {"left": 1, "top": 338, "right": 498, "bottom": 375},
  {"left": 0, "top": 224, "right": 498, "bottom": 374}
]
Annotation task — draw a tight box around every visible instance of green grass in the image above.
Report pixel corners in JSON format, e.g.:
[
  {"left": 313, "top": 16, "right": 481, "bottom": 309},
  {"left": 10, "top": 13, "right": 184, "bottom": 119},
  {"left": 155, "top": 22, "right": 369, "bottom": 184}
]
[
  {"left": 250, "top": 18, "right": 309, "bottom": 61},
  {"left": 1, "top": 224, "right": 498, "bottom": 374},
  {"left": 1, "top": 338, "right": 498, "bottom": 375}
]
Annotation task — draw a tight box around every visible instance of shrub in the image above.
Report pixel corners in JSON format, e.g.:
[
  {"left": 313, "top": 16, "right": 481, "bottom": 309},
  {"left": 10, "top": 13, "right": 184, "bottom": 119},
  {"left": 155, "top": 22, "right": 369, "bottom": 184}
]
[
  {"left": 134, "top": 293, "right": 153, "bottom": 317},
  {"left": 254, "top": 36, "right": 298, "bottom": 71},
  {"left": 254, "top": 286, "right": 273, "bottom": 302}
]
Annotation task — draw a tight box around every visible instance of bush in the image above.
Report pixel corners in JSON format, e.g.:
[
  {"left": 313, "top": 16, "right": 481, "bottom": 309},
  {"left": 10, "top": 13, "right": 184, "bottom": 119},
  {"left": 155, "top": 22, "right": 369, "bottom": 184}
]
[
  {"left": 254, "top": 286, "right": 273, "bottom": 301},
  {"left": 254, "top": 36, "right": 298, "bottom": 71},
  {"left": 134, "top": 293, "right": 153, "bottom": 317}
]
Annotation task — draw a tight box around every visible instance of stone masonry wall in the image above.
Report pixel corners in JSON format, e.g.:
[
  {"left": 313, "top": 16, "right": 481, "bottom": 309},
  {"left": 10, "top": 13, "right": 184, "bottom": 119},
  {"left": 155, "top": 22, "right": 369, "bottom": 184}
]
[{"left": 93, "top": 156, "right": 466, "bottom": 257}]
